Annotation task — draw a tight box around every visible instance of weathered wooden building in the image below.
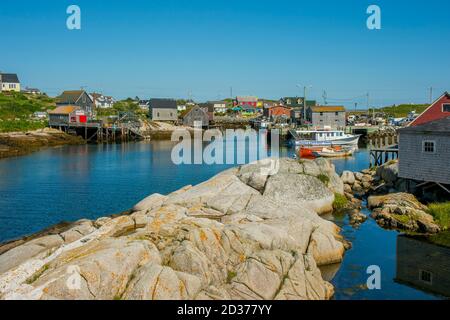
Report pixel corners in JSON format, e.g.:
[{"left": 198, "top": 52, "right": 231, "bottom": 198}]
[
  {"left": 182, "top": 105, "right": 209, "bottom": 128},
  {"left": 280, "top": 97, "right": 316, "bottom": 122},
  {"left": 56, "top": 90, "right": 94, "bottom": 118},
  {"left": 398, "top": 117, "right": 450, "bottom": 186},
  {"left": 198, "top": 103, "right": 215, "bottom": 122},
  {"left": 306, "top": 106, "right": 346, "bottom": 129},
  {"left": 48, "top": 106, "right": 84, "bottom": 127},
  {"left": 149, "top": 98, "right": 178, "bottom": 121}
]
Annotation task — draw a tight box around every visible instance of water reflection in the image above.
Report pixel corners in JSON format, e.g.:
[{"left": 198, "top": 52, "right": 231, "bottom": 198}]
[{"left": 395, "top": 234, "right": 450, "bottom": 298}]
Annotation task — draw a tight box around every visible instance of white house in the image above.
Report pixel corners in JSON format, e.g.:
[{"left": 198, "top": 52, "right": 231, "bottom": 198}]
[
  {"left": 90, "top": 93, "right": 115, "bottom": 109},
  {"left": 209, "top": 101, "right": 227, "bottom": 114},
  {"left": 139, "top": 100, "right": 150, "bottom": 110},
  {"left": 0, "top": 73, "right": 21, "bottom": 92}
]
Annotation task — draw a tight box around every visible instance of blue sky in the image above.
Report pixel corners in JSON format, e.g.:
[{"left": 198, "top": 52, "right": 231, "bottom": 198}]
[{"left": 1, "top": 0, "right": 449, "bottom": 107}]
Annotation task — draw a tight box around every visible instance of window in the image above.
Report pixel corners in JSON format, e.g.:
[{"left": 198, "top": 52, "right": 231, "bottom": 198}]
[
  {"left": 335, "top": 112, "right": 339, "bottom": 116},
  {"left": 420, "top": 270, "right": 433, "bottom": 284},
  {"left": 320, "top": 112, "right": 324, "bottom": 116},
  {"left": 443, "top": 104, "right": 450, "bottom": 112},
  {"left": 423, "top": 140, "right": 436, "bottom": 153}
]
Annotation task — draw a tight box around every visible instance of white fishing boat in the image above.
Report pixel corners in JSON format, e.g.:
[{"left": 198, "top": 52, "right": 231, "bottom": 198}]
[{"left": 290, "top": 129, "right": 360, "bottom": 147}]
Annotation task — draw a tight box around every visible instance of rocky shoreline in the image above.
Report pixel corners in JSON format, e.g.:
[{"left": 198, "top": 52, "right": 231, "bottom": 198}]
[
  {"left": 0, "top": 158, "right": 348, "bottom": 300},
  {"left": 340, "top": 160, "right": 443, "bottom": 234},
  {"left": 0, "top": 128, "right": 85, "bottom": 159}
]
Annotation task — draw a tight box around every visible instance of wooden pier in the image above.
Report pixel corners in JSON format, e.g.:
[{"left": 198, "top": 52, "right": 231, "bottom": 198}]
[
  {"left": 370, "top": 146, "right": 399, "bottom": 167},
  {"left": 50, "top": 119, "right": 145, "bottom": 143}
]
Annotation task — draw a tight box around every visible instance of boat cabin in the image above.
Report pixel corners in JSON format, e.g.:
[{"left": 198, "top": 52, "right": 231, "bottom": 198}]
[{"left": 296, "top": 130, "right": 346, "bottom": 141}]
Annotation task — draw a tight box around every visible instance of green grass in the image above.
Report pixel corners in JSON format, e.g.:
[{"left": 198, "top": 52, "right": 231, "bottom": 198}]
[
  {"left": 376, "top": 104, "right": 428, "bottom": 118},
  {"left": 391, "top": 214, "right": 411, "bottom": 224},
  {"left": 0, "top": 119, "right": 47, "bottom": 132},
  {"left": 427, "top": 202, "right": 450, "bottom": 230},
  {"left": 333, "top": 193, "right": 348, "bottom": 212},
  {"left": 428, "top": 231, "right": 450, "bottom": 248},
  {"left": 317, "top": 173, "right": 330, "bottom": 185},
  {"left": 0, "top": 92, "right": 55, "bottom": 132}
]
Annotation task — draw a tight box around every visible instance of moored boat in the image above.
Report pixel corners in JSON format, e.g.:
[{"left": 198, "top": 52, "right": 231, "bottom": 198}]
[
  {"left": 298, "top": 145, "right": 348, "bottom": 158},
  {"left": 313, "top": 146, "right": 355, "bottom": 158},
  {"left": 290, "top": 129, "right": 360, "bottom": 147}
]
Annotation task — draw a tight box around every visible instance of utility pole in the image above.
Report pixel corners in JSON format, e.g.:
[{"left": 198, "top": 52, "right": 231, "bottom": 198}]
[
  {"left": 429, "top": 87, "right": 433, "bottom": 104},
  {"left": 322, "top": 90, "right": 328, "bottom": 105},
  {"left": 303, "top": 86, "right": 308, "bottom": 122},
  {"left": 367, "top": 92, "right": 375, "bottom": 122},
  {"left": 230, "top": 87, "right": 233, "bottom": 99}
]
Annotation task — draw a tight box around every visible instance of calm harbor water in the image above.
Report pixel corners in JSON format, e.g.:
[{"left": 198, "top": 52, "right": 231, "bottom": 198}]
[{"left": 0, "top": 141, "right": 446, "bottom": 300}]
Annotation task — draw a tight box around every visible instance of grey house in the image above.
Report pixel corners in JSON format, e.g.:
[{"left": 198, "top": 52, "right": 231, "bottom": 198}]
[
  {"left": 56, "top": 90, "right": 94, "bottom": 118},
  {"left": 149, "top": 99, "right": 178, "bottom": 121},
  {"left": 182, "top": 105, "right": 210, "bottom": 128},
  {"left": 398, "top": 117, "right": 450, "bottom": 185},
  {"left": 306, "top": 106, "right": 346, "bottom": 128}
]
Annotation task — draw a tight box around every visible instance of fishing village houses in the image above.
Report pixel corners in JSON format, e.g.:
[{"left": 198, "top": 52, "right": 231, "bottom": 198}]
[
  {"left": 182, "top": 105, "right": 210, "bottom": 128},
  {"left": 280, "top": 96, "right": 317, "bottom": 123},
  {"left": 306, "top": 105, "right": 346, "bottom": 129},
  {"left": 0, "top": 73, "right": 21, "bottom": 92},
  {"left": 398, "top": 92, "right": 450, "bottom": 195},
  {"left": 210, "top": 101, "right": 227, "bottom": 114},
  {"left": 149, "top": 98, "right": 178, "bottom": 121},
  {"left": 263, "top": 105, "right": 293, "bottom": 123},
  {"left": 56, "top": 90, "right": 94, "bottom": 118},
  {"left": 90, "top": 93, "right": 116, "bottom": 109}
]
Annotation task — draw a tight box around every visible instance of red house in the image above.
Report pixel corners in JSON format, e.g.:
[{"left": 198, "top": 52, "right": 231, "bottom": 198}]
[
  {"left": 264, "top": 105, "right": 292, "bottom": 119},
  {"left": 234, "top": 96, "right": 258, "bottom": 107},
  {"left": 410, "top": 92, "right": 450, "bottom": 126}
]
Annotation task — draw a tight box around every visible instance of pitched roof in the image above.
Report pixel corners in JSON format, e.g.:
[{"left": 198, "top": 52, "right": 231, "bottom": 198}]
[
  {"left": 0, "top": 73, "right": 20, "bottom": 83},
  {"left": 149, "top": 98, "right": 177, "bottom": 109},
  {"left": 49, "top": 106, "right": 79, "bottom": 114},
  {"left": 57, "top": 90, "right": 89, "bottom": 104},
  {"left": 400, "top": 116, "right": 450, "bottom": 134},
  {"left": 409, "top": 91, "right": 450, "bottom": 126},
  {"left": 199, "top": 102, "right": 214, "bottom": 112},
  {"left": 183, "top": 105, "right": 208, "bottom": 118},
  {"left": 310, "top": 106, "right": 346, "bottom": 112}
]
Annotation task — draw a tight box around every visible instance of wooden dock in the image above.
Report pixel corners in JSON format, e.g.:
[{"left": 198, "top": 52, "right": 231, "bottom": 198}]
[
  {"left": 50, "top": 121, "right": 145, "bottom": 143},
  {"left": 370, "top": 146, "right": 399, "bottom": 167}
]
